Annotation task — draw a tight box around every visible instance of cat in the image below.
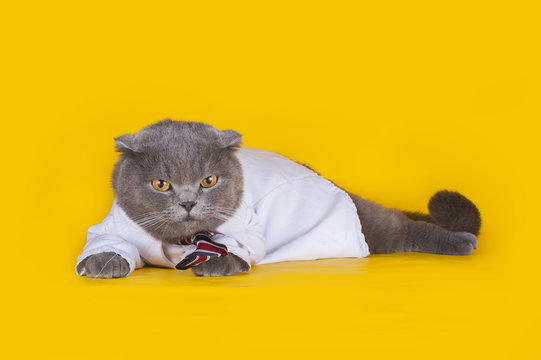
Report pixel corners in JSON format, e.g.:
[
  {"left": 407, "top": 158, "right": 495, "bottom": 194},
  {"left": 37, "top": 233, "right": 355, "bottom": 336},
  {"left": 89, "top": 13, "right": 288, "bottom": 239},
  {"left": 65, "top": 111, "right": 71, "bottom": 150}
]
[{"left": 76, "top": 119, "right": 481, "bottom": 278}]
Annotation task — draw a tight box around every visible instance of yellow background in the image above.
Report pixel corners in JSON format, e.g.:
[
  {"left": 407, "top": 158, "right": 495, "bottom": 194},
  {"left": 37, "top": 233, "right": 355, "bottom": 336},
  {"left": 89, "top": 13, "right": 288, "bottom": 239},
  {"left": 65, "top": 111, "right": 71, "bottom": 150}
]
[{"left": 1, "top": 1, "right": 540, "bottom": 359}]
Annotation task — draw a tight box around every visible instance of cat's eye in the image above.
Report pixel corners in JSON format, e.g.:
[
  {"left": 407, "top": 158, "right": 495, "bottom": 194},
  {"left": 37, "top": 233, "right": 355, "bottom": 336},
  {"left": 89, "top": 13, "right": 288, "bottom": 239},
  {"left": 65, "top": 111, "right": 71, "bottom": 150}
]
[
  {"left": 200, "top": 175, "right": 218, "bottom": 188},
  {"left": 151, "top": 179, "right": 171, "bottom": 192}
]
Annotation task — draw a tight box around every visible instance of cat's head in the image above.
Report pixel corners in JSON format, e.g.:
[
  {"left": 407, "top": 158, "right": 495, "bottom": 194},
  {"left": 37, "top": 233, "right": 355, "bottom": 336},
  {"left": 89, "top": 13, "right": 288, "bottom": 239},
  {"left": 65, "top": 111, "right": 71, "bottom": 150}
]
[{"left": 111, "top": 119, "right": 244, "bottom": 244}]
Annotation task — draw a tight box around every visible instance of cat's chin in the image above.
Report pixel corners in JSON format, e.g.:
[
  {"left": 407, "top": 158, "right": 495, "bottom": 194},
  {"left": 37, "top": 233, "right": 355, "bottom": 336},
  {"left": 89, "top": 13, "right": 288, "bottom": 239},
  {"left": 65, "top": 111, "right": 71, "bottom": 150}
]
[{"left": 179, "top": 216, "right": 202, "bottom": 229}]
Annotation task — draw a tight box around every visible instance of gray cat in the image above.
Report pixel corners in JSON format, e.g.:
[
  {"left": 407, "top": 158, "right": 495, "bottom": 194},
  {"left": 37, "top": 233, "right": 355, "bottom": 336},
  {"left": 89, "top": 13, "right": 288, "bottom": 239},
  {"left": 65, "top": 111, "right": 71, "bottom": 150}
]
[{"left": 77, "top": 119, "right": 480, "bottom": 278}]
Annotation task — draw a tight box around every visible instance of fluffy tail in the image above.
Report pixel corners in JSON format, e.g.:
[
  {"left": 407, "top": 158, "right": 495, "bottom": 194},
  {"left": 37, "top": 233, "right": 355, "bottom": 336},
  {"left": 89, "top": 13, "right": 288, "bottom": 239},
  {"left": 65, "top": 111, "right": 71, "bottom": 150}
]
[{"left": 402, "top": 190, "right": 481, "bottom": 236}]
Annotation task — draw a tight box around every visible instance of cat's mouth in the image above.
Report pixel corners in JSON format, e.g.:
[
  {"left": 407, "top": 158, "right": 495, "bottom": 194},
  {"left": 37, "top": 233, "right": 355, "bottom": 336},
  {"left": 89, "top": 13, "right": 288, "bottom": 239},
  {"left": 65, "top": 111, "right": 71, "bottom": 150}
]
[{"left": 181, "top": 215, "right": 200, "bottom": 224}]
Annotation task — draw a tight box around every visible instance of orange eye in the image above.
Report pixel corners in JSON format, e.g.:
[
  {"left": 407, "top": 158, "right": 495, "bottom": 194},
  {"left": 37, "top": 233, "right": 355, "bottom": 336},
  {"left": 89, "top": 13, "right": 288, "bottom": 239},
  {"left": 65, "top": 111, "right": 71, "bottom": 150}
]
[
  {"left": 200, "top": 175, "right": 218, "bottom": 188},
  {"left": 152, "top": 179, "right": 171, "bottom": 191}
]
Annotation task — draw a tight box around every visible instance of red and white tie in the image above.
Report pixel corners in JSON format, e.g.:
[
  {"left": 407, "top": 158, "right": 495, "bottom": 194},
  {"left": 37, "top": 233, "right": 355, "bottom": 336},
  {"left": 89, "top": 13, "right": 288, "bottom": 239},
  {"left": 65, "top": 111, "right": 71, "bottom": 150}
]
[{"left": 175, "top": 231, "right": 229, "bottom": 270}]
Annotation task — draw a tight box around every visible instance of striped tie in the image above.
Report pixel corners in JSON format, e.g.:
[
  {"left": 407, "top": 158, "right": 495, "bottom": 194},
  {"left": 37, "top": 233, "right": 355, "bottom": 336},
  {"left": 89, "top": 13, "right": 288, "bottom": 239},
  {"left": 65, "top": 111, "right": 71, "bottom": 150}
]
[{"left": 175, "top": 231, "right": 229, "bottom": 270}]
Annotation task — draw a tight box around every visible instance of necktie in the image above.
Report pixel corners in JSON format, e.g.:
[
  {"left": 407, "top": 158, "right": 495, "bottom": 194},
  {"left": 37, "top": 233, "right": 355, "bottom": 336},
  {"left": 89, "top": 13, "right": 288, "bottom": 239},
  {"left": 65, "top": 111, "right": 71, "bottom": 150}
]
[{"left": 175, "top": 231, "right": 229, "bottom": 270}]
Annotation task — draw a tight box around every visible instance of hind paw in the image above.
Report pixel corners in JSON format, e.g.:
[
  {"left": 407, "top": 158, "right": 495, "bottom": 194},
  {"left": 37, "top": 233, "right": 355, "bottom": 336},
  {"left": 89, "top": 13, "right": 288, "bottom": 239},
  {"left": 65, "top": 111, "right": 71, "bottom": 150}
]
[
  {"left": 441, "top": 231, "right": 478, "bottom": 255},
  {"left": 457, "top": 231, "right": 478, "bottom": 249}
]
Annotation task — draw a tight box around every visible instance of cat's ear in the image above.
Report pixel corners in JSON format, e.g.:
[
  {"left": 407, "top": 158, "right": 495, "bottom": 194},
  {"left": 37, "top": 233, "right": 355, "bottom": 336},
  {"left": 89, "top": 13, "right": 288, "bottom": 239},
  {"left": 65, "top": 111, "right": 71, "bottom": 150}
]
[
  {"left": 220, "top": 129, "right": 243, "bottom": 149},
  {"left": 114, "top": 134, "right": 139, "bottom": 154}
]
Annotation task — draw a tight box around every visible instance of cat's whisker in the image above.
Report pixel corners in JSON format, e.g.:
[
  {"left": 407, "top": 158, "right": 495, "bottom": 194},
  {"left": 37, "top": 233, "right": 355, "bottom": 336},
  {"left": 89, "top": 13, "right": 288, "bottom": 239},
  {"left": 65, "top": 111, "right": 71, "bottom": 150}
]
[
  {"left": 131, "top": 209, "right": 176, "bottom": 222},
  {"left": 213, "top": 209, "right": 235, "bottom": 214},
  {"left": 210, "top": 206, "right": 238, "bottom": 212},
  {"left": 134, "top": 213, "right": 161, "bottom": 221},
  {"left": 214, "top": 210, "right": 237, "bottom": 216},
  {"left": 156, "top": 220, "right": 171, "bottom": 232},
  {"left": 133, "top": 216, "right": 164, "bottom": 225},
  {"left": 135, "top": 210, "right": 176, "bottom": 221},
  {"left": 210, "top": 206, "right": 237, "bottom": 213},
  {"left": 136, "top": 214, "right": 171, "bottom": 228},
  {"left": 131, "top": 211, "right": 160, "bottom": 218},
  {"left": 212, "top": 214, "right": 232, "bottom": 222},
  {"left": 141, "top": 217, "right": 170, "bottom": 230},
  {"left": 136, "top": 216, "right": 165, "bottom": 227}
]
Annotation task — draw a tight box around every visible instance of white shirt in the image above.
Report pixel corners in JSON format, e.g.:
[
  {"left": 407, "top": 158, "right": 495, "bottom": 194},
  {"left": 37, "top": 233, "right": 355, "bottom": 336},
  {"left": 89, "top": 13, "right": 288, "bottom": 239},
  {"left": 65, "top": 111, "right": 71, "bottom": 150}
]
[{"left": 75, "top": 147, "right": 370, "bottom": 276}]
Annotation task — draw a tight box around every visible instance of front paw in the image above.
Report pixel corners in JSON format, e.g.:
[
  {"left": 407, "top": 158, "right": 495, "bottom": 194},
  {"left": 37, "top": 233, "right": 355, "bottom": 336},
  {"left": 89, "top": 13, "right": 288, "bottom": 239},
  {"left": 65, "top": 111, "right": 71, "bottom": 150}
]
[
  {"left": 191, "top": 254, "right": 250, "bottom": 277},
  {"left": 83, "top": 252, "right": 130, "bottom": 278}
]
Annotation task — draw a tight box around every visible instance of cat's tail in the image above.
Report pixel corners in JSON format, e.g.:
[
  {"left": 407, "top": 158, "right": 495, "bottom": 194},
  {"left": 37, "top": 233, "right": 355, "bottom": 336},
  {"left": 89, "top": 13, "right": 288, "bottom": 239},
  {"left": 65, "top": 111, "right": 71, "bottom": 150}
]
[{"left": 402, "top": 190, "right": 481, "bottom": 236}]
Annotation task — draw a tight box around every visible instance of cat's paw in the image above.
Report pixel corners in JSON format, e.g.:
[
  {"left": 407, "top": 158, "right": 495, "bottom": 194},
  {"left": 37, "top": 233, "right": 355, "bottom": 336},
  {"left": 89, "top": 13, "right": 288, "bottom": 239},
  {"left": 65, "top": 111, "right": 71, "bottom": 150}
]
[
  {"left": 191, "top": 254, "right": 250, "bottom": 277},
  {"left": 441, "top": 231, "right": 478, "bottom": 255},
  {"left": 82, "top": 252, "right": 130, "bottom": 278}
]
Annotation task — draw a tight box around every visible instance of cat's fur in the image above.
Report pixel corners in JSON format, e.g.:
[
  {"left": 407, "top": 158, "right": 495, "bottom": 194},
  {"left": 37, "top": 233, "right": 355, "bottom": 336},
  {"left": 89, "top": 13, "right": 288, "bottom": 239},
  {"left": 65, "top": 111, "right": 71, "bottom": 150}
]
[{"left": 81, "top": 119, "right": 481, "bottom": 278}]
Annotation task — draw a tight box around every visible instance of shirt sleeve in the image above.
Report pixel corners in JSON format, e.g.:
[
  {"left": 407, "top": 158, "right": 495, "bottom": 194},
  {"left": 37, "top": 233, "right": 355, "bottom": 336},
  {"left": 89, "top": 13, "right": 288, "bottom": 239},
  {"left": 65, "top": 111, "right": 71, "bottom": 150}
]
[
  {"left": 75, "top": 206, "right": 143, "bottom": 276},
  {"left": 215, "top": 201, "right": 266, "bottom": 270}
]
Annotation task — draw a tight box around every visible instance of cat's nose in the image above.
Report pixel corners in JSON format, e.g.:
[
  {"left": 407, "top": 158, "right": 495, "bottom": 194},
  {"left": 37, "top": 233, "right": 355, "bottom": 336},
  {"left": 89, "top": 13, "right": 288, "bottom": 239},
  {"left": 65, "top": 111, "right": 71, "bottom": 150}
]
[{"left": 180, "top": 201, "right": 197, "bottom": 213}]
